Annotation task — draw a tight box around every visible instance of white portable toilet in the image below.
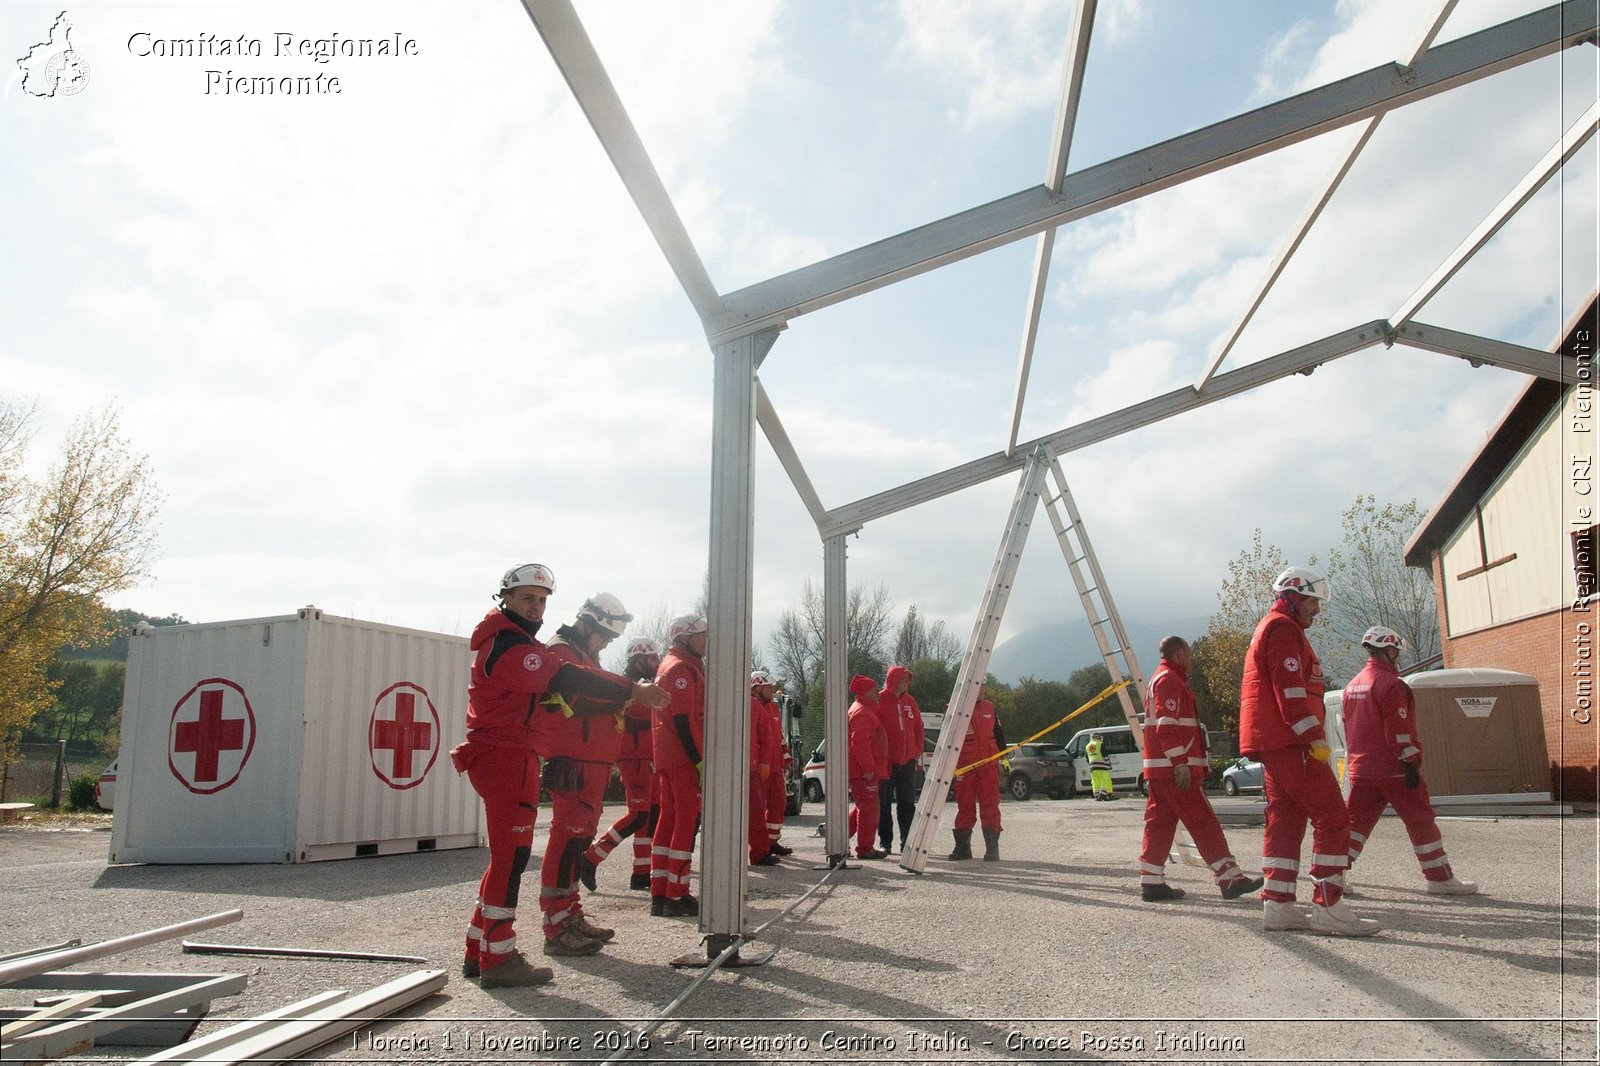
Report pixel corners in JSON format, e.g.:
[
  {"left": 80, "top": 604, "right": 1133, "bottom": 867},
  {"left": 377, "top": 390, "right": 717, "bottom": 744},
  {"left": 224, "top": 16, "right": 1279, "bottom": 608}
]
[{"left": 109, "top": 607, "right": 482, "bottom": 863}]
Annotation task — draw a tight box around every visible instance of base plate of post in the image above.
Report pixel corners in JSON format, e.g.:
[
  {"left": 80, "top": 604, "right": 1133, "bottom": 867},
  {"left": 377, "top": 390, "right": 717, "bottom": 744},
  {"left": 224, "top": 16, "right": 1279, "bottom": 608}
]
[{"left": 670, "top": 945, "right": 777, "bottom": 969}]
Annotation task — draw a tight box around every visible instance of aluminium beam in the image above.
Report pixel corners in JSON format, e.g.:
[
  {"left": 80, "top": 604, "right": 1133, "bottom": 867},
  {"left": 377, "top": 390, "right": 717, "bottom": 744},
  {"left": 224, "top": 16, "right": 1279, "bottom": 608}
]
[
  {"left": 0, "top": 911, "right": 244, "bottom": 987},
  {"left": 517, "top": 0, "right": 723, "bottom": 324},
  {"left": 3, "top": 972, "right": 246, "bottom": 1061},
  {"left": 1392, "top": 97, "right": 1600, "bottom": 327},
  {"left": 708, "top": 1, "right": 1596, "bottom": 343},
  {"left": 1394, "top": 320, "right": 1579, "bottom": 383},
  {"left": 756, "top": 380, "right": 829, "bottom": 529},
  {"left": 1007, "top": 0, "right": 1098, "bottom": 457},
  {"left": 820, "top": 533, "right": 850, "bottom": 864},
  {"left": 820, "top": 321, "right": 1389, "bottom": 537}
]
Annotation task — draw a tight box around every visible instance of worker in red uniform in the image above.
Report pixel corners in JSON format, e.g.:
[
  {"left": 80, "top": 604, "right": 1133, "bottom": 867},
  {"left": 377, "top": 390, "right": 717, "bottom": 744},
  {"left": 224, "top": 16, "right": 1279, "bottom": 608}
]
[
  {"left": 948, "top": 683, "right": 1007, "bottom": 861},
  {"left": 650, "top": 614, "right": 707, "bottom": 917},
  {"left": 579, "top": 637, "right": 661, "bottom": 893},
  {"left": 1343, "top": 625, "right": 1478, "bottom": 895},
  {"left": 846, "top": 674, "right": 889, "bottom": 860},
  {"left": 1241, "top": 566, "right": 1378, "bottom": 936},
  {"left": 747, "top": 670, "right": 784, "bottom": 866},
  {"left": 449, "top": 565, "right": 667, "bottom": 988},
  {"left": 753, "top": 672, "right": 795, "bottom": 858},
  {"left": 876, "top": 665, "right": 925, "bottom": 854},
  {"left": 534, "top": 593, "right": 648, "bottom": 957},
  {"left": 1138, "top": 635, "right": 1264, "bottom": 903}
]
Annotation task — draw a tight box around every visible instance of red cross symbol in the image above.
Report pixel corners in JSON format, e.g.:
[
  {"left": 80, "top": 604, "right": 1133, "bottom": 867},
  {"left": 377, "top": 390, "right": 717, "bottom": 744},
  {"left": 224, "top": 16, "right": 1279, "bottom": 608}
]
[
  {"left": 369, "top": 682, "right": 440, "bottom": 790},
  {"left": 168, "top": 678, "right": 256, "bottom": 795}
]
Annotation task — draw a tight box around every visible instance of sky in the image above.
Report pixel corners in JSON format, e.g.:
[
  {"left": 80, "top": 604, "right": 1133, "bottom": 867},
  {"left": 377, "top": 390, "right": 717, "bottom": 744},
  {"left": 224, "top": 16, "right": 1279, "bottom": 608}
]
[{"left": 3, "top": 0, "right": 1595, "bottom": 679}]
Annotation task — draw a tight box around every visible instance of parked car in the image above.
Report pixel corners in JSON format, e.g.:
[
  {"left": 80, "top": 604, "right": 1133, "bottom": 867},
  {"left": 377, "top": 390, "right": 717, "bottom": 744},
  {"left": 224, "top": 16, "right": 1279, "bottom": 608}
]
[
  {"left": 1221, "top": 756, "right": 1264, "bottom": 795},
  {"left": 801, "top": 740, "right": 827, "bottom": 802},
  {"left": 1000, "top": 742, "right": 1074, "bottom": 800},
  {"left": 95, "top": 759, "right": 117, "bottom": 812}
]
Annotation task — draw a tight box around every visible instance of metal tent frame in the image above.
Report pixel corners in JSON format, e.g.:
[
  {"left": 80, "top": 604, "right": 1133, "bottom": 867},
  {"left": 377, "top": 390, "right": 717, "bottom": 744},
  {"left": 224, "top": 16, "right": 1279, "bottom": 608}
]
[{"left": 515, "top": 0, "right": 1597, "bottom": 959}]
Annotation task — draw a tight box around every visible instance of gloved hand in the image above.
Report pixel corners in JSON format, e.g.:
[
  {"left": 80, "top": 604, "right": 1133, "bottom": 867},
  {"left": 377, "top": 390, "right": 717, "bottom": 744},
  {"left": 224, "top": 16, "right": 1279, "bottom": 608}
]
[
  {"left": 1308, "top": 739, "right": 1331, "bottom": 762},
  {"left": 999, "top": 758, "right": 1012, "bottom": 773},
  {"left": 1403, "top": 762, "right": 1421, "bottom": 790},
  {"left": 1173, "top": 764, "right": 1192, "bottom": 790},
  {"left": 758, "top": 764, "right": 770, "bottom": 781},
  {"left": 696, "top": 761, "right": 704, "bottom": 787}
]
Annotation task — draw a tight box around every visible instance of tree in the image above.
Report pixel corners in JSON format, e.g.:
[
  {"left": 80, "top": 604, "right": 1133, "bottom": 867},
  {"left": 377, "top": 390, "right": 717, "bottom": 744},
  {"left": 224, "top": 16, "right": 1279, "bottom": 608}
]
[
  {"left": 0, "top": 402, "right": 160, "bottom": 762},
  {"left": 761, "top": 578, "right": 896, "bottom": 702},
  {"left": 1321, "top": 495, "right": 1439, "bottom": 680},
  {"left": 1196, "top": 530, "right": 1314, "bottom": 718},
  {"left": 893, "top": 606, "right": 962, "bottom": 671}
]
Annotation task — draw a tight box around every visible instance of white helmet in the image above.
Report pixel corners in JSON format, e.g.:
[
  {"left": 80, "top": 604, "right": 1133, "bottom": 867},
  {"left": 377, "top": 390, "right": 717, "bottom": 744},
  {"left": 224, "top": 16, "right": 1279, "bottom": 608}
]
[
  {"left": 751, "top": 669, "right": 776, "bottom": 688},
  {"left": 577, "top": 593, "right": 632, "bottom": 638},
  {"left": 1361, "top": 625, "right": 1405, "bottom": 651},
  {"left": 1273, "top": 566, "right": 1328, "bottom": 601},
  {"left": 500, "top": 563, "right": 555, "bottom": 596},
  {"left": 668, "top": 613, "right": 707, "bottom": 643},
  {"left": 625, "top": 637, "right": 660, "bottom": 659}
]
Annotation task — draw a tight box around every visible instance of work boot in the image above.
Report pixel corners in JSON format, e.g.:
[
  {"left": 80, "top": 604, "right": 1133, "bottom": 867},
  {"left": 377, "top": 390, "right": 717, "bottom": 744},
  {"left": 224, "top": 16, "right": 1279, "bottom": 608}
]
[
  {"left": 769, "top": 841, "right": 794, "bottom": 857},
  {"left": 570, "top": 914, "right": 614, "bottom": 942},
  {"left": 543, "top": 925, "right": 604, "bottom": 956},
  {"left": 461, "top": 956, "right": 480, "bottom": 979},
  {"left": 1262, "top": 899, "right": 1314, "bottom": 931},
  {"left": 982, "top": 827, "right": 1002, "bottom": 862},
  {"left": 857, "top": 847, "right": 889, "bottom": 860},
  {"left": 630, "top": 872, "right": 650, "bottom": 891},
  {"left": 945, "top": 829, "right": 973, "bottom": 861},
  {"left": 478, "top": 951, "right": 555, "bottom": 988},
  {"left": 1220, "top": 874, "right": 1264, "bottom": 900},
  {"left": 577, "top": 854, "right": 598, "bottom": 893},
  {"left": 649, "top": 896, "right": 668, "bottom": 917},
  {"left": 1141, "top": 883, "right": 1186, "bottom": 902},
  {"left": 1306, "top": 899, "right": 1381, "bottom": 937},
  {"left": 750, "top": 853, "right": 781, "bottom": 867},
  {"left": 671, "top": 894, "right": 700, "bottom": 917},
  {"left": 1426, "top": 876, "right": 1479, "bottom": 895}
]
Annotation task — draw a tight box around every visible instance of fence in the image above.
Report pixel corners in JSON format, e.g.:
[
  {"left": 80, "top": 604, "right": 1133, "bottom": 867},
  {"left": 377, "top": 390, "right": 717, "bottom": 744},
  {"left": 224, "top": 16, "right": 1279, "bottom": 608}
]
[{"left": 1, "top": 742, "right": 108, "bottom": 806}]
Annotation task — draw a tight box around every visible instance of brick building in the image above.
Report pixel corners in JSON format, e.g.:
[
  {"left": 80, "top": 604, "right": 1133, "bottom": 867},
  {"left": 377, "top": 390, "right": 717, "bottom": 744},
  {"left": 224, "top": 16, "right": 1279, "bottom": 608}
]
[{"left": 1403, "top": 298, "right": 1598, "bottom": 801}]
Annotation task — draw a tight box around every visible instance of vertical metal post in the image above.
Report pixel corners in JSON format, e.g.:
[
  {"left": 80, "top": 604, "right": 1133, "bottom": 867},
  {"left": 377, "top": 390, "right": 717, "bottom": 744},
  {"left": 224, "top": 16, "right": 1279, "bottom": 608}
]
[
  {"left": 821, "top": 533, "right": 850, "bottom": 864},
  {"left": 51, "top": 740, "right": 67, "bottom": 809},
  {"left": 701, "top": 332, "right": 758, "bottom": 958}
]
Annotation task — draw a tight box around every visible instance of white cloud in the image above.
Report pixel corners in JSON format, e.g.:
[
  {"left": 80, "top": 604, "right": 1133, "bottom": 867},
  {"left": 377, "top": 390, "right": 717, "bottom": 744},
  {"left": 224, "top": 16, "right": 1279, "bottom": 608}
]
[{"left": 891, "top": 0, "right": 1065, "bottom": 128}]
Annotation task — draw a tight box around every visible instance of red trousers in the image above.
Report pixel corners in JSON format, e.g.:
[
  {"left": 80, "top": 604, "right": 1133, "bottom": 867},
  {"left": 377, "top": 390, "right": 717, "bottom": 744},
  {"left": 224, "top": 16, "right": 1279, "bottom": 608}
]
[
  {"left": 1259, "top": 748, "right": 1349, "bottom": 906},
  {"left": 464, "top": 746, "right": 539, "bottom": 972},
  {"left": 1346, "top": 775, "right": 1455, "bottom": 882},
  {"left": 586, "top": 757, "right": 655, "bottom": 880},
  {"left": 747, "top": 770, "right": 771, "bottom": 862},
  {"left": 540, "top": 758, "right": 610, "bottom": 937},
  {"left": 953, "top": 763, "right": 1001, "bottom": 832},
  {"left": 1139, "top": 778, "right": 1244, "bottom": 886},
  {"left": 651, "top": 764, "right": 700, "bottom": 900},
  {"left": 847, "top": 778, "right": 879, "bottom": 855}
]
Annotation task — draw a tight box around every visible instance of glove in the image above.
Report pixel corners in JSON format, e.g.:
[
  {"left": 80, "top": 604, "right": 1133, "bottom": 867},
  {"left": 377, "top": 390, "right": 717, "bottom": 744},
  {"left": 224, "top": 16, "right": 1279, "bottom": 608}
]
[
  {"left": 999, "top": 758, "right": 1012, "bottom": 773},
  {"left": 1402, "top": 762, "right": 1421, "bottom": 790},
  {"left": 1308, "top": 740, "right": 1331, "bottom": 763},
  {"left": 1173, "top": 764, "right": 1192, "bottom": 790},
  {"left": 695, "top": 761, "right": 704, "bottom": 787}
]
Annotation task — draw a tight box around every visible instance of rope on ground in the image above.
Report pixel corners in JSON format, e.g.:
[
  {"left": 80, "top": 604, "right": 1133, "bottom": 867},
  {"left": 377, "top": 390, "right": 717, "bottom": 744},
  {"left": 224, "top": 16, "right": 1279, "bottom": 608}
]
[
  {"left": 954, "top": 678, "right": 1132, "bottom": 777},
  {"left": 600, "top": 861, "right": 843, "bottom": 1066}
]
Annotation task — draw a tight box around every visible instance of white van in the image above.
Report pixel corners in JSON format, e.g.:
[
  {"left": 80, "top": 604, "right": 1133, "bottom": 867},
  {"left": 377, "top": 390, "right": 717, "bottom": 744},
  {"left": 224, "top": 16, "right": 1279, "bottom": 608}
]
[{"left": 1063, "top": 724, "right": 1145, "bottom": 796}]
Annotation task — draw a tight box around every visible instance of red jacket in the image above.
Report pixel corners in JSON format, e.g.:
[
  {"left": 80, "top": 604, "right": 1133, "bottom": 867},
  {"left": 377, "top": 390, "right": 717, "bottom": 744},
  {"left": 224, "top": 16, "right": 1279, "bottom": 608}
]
[
  {"left": 1342, "top": 656, "right": 1421, "bottom": 780},
  {"left": 847, "top": 696, "right": 889, "bottom": 783},
  {"left": 875, "top": 666, "right": 926, "bottom": 765},
  {"left": 652, "top": 646, "right": 705, "bottom": 771},
  {"left": 462, "top": 609, "right": 631, "bottom": 751},
  {"left": 1240, "top": 599, "right": 1329, "bottom": 756},
  {"left": 751, "top": 694, "right": 783, "bottom": 775},
  {"left": 958, "top": 698, "right": 1002, "bottom": 767},
  {"left": 531, "top": 623, "right": 630, "bottom": 764},
  {"left": 1143, "top": 657, "right": 1208, "bottom": 780}
]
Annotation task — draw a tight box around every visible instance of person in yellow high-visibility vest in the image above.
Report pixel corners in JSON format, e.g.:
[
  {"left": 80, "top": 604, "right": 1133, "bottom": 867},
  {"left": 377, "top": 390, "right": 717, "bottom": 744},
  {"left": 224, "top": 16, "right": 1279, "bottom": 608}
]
[{"left": 1087, "top": 732, "right": 1114, "bottom": 800}]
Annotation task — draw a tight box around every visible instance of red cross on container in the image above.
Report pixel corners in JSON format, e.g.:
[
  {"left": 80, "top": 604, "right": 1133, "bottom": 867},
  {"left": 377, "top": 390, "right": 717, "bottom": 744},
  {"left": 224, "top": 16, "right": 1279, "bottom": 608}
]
[
  {"left": 369, "top": 682, "right": 440, "bottom": 790},
  {"left": 168, "top": 678, "right": 256, "bottom": 795}
]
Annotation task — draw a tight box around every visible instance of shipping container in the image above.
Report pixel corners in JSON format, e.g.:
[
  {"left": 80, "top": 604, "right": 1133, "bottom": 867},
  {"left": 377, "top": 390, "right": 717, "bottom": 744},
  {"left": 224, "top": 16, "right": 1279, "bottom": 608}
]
[{"left": 109, "top": 608, "right": 482, "bottom": 863}]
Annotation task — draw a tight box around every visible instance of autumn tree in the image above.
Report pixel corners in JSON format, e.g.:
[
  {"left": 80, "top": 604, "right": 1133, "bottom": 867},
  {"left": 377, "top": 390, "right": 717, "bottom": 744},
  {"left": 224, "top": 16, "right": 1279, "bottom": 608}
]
[
  {"left": 0, "top": 401, "right": 160, "bottom": 762},
  {"left": 1321, "top": 494, "right": 1439, "bottom": 679},
  {"left": 1194, "top": 530, "right": 1315, "bottom": 721},
  {"left": 893, "top": 606, "right": 962, "bottom": 671}
]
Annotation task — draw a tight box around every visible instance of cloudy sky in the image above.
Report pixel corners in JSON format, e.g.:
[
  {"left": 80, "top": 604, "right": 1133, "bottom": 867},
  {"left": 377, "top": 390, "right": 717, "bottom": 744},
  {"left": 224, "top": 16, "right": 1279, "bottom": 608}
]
[{"left": 3, "top": 0, "right": 1594, "bottom": 675}]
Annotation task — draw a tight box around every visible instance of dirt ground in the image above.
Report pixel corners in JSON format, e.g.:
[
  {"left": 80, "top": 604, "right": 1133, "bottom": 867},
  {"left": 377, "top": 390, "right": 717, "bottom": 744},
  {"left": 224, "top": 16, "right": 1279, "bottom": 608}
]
[{"left": 2, "top": 798, "right": 1596, "bottom": 1064}]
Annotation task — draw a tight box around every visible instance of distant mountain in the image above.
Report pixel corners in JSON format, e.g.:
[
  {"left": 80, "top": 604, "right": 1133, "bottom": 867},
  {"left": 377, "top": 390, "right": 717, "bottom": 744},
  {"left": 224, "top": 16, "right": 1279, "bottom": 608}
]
[{"left": 988, "top": 616, "right": 1211, "bottom": 684}]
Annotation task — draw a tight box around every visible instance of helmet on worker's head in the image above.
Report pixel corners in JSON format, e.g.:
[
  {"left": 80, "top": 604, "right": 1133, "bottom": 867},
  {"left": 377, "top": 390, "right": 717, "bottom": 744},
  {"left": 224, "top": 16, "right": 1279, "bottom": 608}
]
[
  {"left": 751, "top": 669, "right": 776, "bottom": 688},
  {"left": 499, "top": 563, "right": 555, "bottom": 598},
  {"left": 577, "top": 592, "right": 632, "bottom": 638},
  {"left": 668, "top": 613, "right": 708, "bottom": 645},
  {"left": 1273, "top": 566, "right": 1328, "bottom": 601},
  {"left": 625, "top": 637, "right": 660, "bottom": 660},
  {"left": 1361, "top": 625, "right": 1405, "bottom": 652}
]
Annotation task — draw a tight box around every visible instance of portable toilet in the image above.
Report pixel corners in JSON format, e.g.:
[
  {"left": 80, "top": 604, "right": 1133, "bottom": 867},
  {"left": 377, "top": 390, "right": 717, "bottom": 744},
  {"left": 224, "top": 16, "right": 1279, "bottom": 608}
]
[
  {"left": 109, "top": 607, "right": 482, "bottom": 863},
  {"left": 1325, "top": 668, "right": 1547, "bottom": 797}
]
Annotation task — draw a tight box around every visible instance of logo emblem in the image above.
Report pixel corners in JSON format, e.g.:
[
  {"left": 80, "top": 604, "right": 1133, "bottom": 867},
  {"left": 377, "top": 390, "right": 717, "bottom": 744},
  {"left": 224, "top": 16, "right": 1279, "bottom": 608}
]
[
  {"left": 675, "top": 677, "right": 688, "bottom": 690},
  {"left": 522, "top": 652, "right": 543, "bottom": 672},
  {"left": 16, "top": 12, "right": 89, "bottom": 98},
  {"left": 1284, "top": 656, "right": 1300, "bottom": 672},
  {"left": 368, "top": 682, "right": 441, "bottom": 790},
  {"left": 1164, "top": 698, "right": 1177, "bottom": 711}
]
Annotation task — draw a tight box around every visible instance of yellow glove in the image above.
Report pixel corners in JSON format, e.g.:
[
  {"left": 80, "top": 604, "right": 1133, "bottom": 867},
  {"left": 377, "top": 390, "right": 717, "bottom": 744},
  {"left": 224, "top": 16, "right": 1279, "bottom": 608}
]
[
  {"left": 1308, "top": 739, "right": 1331, "bottom": 762},
  {"left": 1000, "top": 758, "right": 1012, "bottom": 773},
  {"left": 696, "top": 761, "right": 704, "bottom": 786}
]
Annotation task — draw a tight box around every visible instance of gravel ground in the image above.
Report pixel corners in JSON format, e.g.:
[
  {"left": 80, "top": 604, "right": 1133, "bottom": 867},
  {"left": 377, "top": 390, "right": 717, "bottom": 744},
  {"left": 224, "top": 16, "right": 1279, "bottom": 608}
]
[{"left": 2, "top": 798, "right": 1595, "bottom": 1064}]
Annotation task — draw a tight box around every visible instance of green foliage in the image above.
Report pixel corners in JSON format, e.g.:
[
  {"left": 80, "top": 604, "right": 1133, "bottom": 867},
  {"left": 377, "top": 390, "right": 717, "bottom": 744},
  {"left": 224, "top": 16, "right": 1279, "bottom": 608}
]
[
  {"left": 57, "top": 608, "right": 186, "bottom": 662},
  {"left": 67, "top": 770, "right": 99, "bottom": 810},
  {"left": 26, "top": 659, "right": 124, "bottom": 747},
  {"left": 1320, "top": 494, "right": 1439, "bottom": 682}
]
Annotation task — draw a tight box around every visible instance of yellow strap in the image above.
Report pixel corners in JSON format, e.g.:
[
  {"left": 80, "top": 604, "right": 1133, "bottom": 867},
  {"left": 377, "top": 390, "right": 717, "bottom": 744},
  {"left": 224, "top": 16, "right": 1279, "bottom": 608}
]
[{"left": 953, "top": 679, "right": 1133, "bottom": 777}]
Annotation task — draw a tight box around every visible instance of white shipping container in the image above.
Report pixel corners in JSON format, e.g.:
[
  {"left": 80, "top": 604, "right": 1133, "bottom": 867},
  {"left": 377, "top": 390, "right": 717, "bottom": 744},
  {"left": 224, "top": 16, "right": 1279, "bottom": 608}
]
[{"left": 109, "top": 607, "right": 483, "bottom": 863}]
